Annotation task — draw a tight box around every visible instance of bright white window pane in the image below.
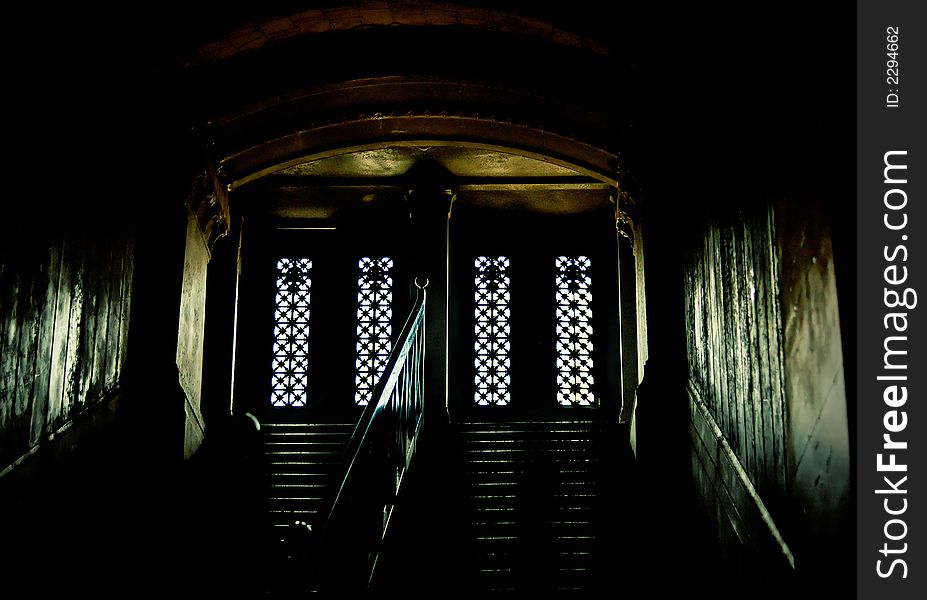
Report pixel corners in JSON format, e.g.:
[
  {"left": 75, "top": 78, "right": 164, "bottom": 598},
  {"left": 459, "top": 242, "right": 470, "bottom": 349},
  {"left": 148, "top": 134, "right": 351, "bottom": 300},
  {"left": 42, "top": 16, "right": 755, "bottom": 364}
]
[
  {"left": 474, "top": 256, "right": 511, "bottom": 406},
  {"left": 555, "top": 256, "right": 596, "bottom": 407},
  {"left": 354, "top": 257, "right": 394, "bottom": 405},
  {"left": 271, "top": 258, "right": 312, "bottom": 407}
]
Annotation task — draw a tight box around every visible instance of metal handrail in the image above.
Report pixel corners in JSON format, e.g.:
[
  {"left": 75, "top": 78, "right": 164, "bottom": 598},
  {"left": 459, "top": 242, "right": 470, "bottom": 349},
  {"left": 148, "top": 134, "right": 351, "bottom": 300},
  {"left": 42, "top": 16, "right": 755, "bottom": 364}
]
[
  {"left": 327, "top": 287, "right": 425, "bottom": 520},
  {"left": 315, "top": 283, "right": 427, "bottom": 589}
]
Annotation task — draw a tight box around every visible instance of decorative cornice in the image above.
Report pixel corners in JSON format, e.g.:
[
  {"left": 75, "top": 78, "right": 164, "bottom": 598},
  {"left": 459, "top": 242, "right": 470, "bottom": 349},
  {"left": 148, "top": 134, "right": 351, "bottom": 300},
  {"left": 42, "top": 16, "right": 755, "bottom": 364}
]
[
  {"left": 186, "top": 165, "right": 231, "bottom": 256},
  {"left": 222, "top": 120, "right": 621, "bottom": 191},
  {"left": 613, "top": 174, "right": 641, "bottom": 242}
]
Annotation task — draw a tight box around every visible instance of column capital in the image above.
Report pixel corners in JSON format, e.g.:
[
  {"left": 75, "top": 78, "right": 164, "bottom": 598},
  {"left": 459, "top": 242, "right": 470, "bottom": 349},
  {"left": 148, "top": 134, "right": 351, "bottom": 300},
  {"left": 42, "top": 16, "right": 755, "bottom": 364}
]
[
  {"left": 186, "top": 165, "right": 231, "bottom": 256},
  {"left": 612, "top": 175, "right": 640, "bottom": 243}
]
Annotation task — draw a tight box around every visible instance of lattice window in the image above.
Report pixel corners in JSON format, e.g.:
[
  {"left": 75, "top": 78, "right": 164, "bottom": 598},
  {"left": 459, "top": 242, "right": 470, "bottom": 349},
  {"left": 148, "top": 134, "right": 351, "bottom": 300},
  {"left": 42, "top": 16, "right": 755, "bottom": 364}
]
[
  {"left": 474, "top": 256, "right": 511, "bottom": 406},
  {"left": 355, "top": 257, "right": 394, "bottom": 405},
  {"left": 555, "top": 256, "right": 596, "bottom": 406},
  {"left": 271, "top": 258, "right": 312, "bottom": 407}
]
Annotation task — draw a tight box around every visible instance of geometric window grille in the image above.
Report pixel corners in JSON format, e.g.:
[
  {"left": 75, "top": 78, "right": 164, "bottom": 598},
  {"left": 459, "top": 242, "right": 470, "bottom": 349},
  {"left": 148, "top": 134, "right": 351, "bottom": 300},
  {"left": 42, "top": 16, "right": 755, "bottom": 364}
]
[
  {"left": 354, "top": 257, "right": 394, "bottom": 405},
  {"left": 474, "top": 256, "right": 511, "bottom": 406},
  {"left": 555, "top": 256, "right": 596, "bottom": 407},
  {"left": 271, "top": 258, "right": 312, "bottom": 408}
]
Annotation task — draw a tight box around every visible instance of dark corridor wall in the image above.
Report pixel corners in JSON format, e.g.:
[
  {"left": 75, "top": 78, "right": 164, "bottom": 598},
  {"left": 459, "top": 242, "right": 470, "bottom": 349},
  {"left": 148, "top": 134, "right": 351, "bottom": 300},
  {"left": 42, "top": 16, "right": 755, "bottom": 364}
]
[
  {"left": 685, "top": 203, "right": 790, "bottom": 513},
  {"left": 682, "top": 193, "right": 852, "bottom": 589}
]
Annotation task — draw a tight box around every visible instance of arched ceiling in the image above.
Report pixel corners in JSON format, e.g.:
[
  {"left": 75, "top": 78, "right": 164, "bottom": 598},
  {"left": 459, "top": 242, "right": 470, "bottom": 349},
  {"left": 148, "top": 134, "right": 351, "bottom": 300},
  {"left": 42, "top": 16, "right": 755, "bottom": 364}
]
[
  {"left": 275, "top": 147, "right": 580, "bottom": 179},
  {"left": 184, "top": 2, "right": 609, "bottom": 69},
  {"left": 175, "top": 5, "right": 635, "bottom": 194}
]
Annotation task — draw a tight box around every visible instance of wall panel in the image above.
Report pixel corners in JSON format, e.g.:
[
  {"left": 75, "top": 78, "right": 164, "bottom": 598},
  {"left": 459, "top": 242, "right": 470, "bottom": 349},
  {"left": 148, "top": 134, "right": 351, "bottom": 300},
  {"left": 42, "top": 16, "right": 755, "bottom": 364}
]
[
  {"left": 684, "top": 203, "right": 787, "bottom": 503},
  {"left": 0, "top": 228, "right": 134, "bottom": 472}
]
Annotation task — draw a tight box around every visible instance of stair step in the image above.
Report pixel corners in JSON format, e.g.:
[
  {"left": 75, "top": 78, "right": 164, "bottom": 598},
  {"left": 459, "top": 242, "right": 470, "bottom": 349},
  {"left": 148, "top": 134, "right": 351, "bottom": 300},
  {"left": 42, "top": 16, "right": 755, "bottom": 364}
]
[
  {"left": 264, "top": 440, "right": 346, "bottom": 447},
  {"left": 264, "top": 431, "right": 352, "bottom": 439},
  {"left": 266, "top": 498, "right": 327, "bottom": 507},
  {"left": 466, "top": 479, "right": 601, "bottom": 489},
  {"left": 458, "top": 444, "right": 599, "bottom": 452},
  {"left": 457, "top": 420, "right": 600, "bottom": 427},
  {"left": 464, "top": 501, "right": 601, "bottom": 512},
  {"left": 459, "top": 431, "right": 601, "bottom": 439},
  {"left": 458, "top": 431, "right": 601, "bottom": 439},
  {"left": 461, "top": 457, "right": 598, "bottom": 465},
  {"left": 458, "top": 438, "right": 600, "bottom": 445},
  {"left": 267, "top": 495, "right": 326, "bottom": 502},
  {"left": 473, "top": 533, "right": 600, "bottom": 549},
  {"left": 265, "top": 465, "right": 340, "bottom": 474},
  {"left": 264, "top": 449, "right": 344, "bottom": 457},
  {"left": 260, "top": 420, "right": 355, "bottom": 557},
  {"left": 458, "top": 450, "right": 601, "bottom": 457},
  {"left": 448, "top": 420, "right": 625, "bottom": 592},
  {"left": 474, "top": 550, "right": 595, "bottom": 561},
  {"left": 458, "top": 437, "right": 602, "bottom": 445},
  {"left": 268, "top": 471, "right": 338, "bottom": 480},
  {"left": 268, "top": 471, "right": 337, "bottom": 479},
  {"left": 468, "top": 519, "right": 598, "bottom": 530},
  {"left": 464, "top": 492, "right": 600, "bottom": 500},
  {"left": 263, "top": 422, "right": 354, "bottom": 429},
  {"left": 268, "top": 507, "right": 325, "bottom": 515},
  {"left": 268, "top": 483, "right": 329, "bottom": 490},
  {"left": 267, "top": 454, "right": 341, "bottom": 471},
  {"left": 264, "top": 429, "right": 353, "bottom": 436},
  {"left": 462, "top": 467, "right": 599, "bottom": 478},
  {"left": 265, "top": 474, "right": 340, "bottom": 488},
  {"left": 265, "top": 458, "right": 343, "bottom": 467}
]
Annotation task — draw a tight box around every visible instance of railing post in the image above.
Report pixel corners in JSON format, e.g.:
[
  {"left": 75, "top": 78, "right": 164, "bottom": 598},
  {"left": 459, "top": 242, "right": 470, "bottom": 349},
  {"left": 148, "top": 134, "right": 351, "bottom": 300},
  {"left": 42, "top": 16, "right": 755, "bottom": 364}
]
[{"left": 409, "top": 181, "right": 451, "bottom": 426}]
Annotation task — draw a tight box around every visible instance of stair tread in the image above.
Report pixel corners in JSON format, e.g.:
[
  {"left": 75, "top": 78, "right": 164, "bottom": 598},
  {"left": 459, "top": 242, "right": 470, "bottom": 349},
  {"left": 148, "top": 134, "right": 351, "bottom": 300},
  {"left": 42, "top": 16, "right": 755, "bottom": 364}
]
[
  {"left": 260, "top": 419, "right": 355, "bottom": 573},
  {"left": 446, "top": 420, "right": 624, "bottom": 592},
  {"left": 255, "top": 417, "right": 626, "bottom": 593}
]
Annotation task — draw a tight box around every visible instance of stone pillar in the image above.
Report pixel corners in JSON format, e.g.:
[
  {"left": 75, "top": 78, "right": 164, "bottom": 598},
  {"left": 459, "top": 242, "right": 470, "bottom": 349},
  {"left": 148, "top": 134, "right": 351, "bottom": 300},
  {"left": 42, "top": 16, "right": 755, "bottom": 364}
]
[
  {"left": 178, "top": 170, "right": 230, "bottom": 459},
  {"left": 121, "top": 167, "right": 230, "bottom": 465},
  {"left": 614, "top": 188, "right": 641, "bottom": 425},
  {"left": 407, "top": 177, "right": 453, "bottom": 427}
]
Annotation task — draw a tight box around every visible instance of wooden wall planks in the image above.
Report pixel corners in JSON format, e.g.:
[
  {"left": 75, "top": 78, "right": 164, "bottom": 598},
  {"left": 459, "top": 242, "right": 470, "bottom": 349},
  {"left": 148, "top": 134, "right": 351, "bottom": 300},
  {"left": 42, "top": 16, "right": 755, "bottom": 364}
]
[
  {"left": 683, "top": 203, "right": 788, "bottom": 505},
  {"left": 0, "top": 228, "right": 134, "bottom": 471},
  {"left": 0, "top": 260, "right": 22, "bottom": 456},
  {"left": 29, "top": 242, "right": 60, "bottom": 447}
]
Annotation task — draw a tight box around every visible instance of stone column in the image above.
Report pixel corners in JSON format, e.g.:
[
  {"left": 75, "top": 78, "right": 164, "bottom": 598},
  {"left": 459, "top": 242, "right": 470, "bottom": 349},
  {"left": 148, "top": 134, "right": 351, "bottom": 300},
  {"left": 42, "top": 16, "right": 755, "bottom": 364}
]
[{"left": 407, "top": 175, "right": 453, "bottom": 427}]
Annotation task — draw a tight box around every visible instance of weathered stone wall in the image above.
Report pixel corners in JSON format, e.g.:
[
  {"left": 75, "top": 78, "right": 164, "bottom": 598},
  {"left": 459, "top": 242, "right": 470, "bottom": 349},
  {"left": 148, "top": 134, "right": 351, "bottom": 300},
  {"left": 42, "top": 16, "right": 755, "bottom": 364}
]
[{"left": 177, "top": 209, "right": 210, "bottom": 459}]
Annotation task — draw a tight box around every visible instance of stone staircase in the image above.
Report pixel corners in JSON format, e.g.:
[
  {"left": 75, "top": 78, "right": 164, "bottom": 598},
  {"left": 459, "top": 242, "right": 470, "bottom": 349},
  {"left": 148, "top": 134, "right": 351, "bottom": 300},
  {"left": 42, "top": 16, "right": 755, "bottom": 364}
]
[
  {"left": 452, "top": 420, "right": 629, "bottom": 592},
  {"left": 261, "top": 421, "right": 354, "bottom": 553},
  {"left": 256, "top": 418, "right": 638, "bottom": 594}
]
